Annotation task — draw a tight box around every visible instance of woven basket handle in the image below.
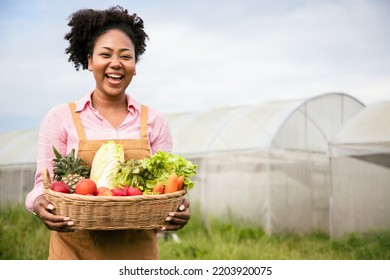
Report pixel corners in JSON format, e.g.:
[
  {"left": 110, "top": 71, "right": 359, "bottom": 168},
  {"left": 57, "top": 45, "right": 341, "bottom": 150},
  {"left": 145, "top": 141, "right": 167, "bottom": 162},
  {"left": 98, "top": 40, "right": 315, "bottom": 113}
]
[{"left": 42, "top": 168, "right": 52, "bottom": 190}]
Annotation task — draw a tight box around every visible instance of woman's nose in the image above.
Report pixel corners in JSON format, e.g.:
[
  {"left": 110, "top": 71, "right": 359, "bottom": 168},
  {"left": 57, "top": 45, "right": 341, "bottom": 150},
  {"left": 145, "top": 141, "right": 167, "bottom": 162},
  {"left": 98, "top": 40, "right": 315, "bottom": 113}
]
[{"left": 110, "top": 56, "right": 121, "bottom": 67}]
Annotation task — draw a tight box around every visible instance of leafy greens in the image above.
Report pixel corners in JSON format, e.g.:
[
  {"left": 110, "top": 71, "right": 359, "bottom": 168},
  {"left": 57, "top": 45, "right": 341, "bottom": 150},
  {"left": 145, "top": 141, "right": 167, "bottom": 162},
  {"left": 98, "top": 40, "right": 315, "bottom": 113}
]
[{"left": 113, "top": 150, "right": 198, "bottom": 193}]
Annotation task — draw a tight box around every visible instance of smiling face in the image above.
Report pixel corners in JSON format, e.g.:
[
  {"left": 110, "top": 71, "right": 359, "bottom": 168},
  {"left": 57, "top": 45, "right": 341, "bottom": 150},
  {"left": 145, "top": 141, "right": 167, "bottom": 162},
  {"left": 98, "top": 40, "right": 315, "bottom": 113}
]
[{"left": 88, "top": 29, "right": 136, "bottom": 99}]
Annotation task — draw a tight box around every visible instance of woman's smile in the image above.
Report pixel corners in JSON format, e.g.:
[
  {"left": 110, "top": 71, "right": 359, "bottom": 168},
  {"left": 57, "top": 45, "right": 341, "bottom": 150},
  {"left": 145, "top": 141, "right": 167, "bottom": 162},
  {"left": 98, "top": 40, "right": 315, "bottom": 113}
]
[{"left": 105, "top": 73, "right": 125, "bottom": 85}]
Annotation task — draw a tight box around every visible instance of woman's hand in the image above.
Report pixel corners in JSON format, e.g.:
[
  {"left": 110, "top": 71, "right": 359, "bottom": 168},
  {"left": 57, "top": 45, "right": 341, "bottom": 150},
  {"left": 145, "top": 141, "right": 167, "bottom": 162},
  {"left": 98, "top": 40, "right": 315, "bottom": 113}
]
[
  {"left": 161, "top": 198, "right": 190, "bottom": 231},
  {"left": 32, "top": 195, "right": 75, "bottom": 232}
]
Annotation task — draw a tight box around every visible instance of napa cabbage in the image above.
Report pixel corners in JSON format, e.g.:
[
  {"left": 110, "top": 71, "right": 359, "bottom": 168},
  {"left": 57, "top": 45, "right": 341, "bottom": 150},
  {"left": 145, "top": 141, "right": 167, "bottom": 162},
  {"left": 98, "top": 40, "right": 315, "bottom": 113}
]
[{"left": 90, "top": 141, "right": 125, "bottom": 188}]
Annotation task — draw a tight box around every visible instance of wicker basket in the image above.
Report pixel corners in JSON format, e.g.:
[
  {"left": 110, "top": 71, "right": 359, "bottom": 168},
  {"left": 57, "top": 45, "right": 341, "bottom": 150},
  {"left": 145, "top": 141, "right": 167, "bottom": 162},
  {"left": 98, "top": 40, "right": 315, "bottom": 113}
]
[{"left": 42, "top": 168, "right": 186, "bottom": 230}]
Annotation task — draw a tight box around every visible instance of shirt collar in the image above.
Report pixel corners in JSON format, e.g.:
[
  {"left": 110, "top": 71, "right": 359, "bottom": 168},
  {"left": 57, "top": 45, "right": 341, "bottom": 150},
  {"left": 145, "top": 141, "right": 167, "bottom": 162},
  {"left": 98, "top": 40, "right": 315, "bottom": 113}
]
[
  {"left": 126, "top": 94, "right": 141, "bottom": 115},
  {"left": 74, "top": 92, "right": 92, "bottom": 112},
  {"left": 74, "top": 91, "right": 141, "bottom": 115}
]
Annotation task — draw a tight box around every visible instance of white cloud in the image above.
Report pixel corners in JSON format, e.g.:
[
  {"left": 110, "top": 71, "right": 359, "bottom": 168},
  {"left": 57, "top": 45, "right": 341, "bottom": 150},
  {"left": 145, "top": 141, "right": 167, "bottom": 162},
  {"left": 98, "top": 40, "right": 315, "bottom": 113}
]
[{"left": 0, "top": 0, "right": 389, "bottom": 131}]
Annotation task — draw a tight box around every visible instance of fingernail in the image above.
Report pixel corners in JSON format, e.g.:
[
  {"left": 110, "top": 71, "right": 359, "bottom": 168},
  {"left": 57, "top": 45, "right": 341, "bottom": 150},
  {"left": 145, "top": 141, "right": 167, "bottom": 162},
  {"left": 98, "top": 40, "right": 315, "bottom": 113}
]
[
  {"left": 67, "top": 221, "right": 74, "bottom": 226},
  {"left": 47, "top": 204, "right": 54, "bottom": 210},
  {"left": 63, "top": 217, "right": 71, "bottom": 221},
  {"left": 165, "top": 217, "right": 172, "bottom": 221},
  {"left": 179, "top": 204, "right": 185, "bottom": 211},
  {"left": 161, "top": 227, "right": 166, "bottom": 231},
  {"left": 168, "top": 212, "right": 175, "bottom": 217}
]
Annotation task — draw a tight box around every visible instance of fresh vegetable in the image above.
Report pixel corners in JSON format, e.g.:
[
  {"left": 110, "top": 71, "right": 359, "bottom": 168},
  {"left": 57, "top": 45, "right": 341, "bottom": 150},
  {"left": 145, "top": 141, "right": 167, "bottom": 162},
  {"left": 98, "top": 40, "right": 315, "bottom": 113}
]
[
  {"left": 53, "top": 148, "right": 197, "bottom": 196},
  {"left": 113, "top": 159, "right": 147, "bottom": 191},
  {"left": 97, "top": 188, "right": 113, "bottom": 196},
  {"left": 152, "top": 182, "right": 164, "bottom": 194},
  {"left": 75, "top": 179, "right": 97, "bottom": 195},
  {"left": 164, "top": 173, "right": 179, "bottom": 193},
  {"left": 90, "top": 141, "right": 125, "bottom": 188},
  {"left": 111, "top": 186, "right": 127, "bottom": 196},
  {"left": 142, "top": 150, "right": 198, "bottom": 192},
  {"left": 96, "top": 187, "right": 109, "bottom": 195},
  {"left": 113, "top": 151, "right": 197, "bottom": 194},
  {"left": 177, "top": 176, "right": 185, "bottom": 191},
  {"left": 127, "top": 187, "right": 143, "bottom": 196}
]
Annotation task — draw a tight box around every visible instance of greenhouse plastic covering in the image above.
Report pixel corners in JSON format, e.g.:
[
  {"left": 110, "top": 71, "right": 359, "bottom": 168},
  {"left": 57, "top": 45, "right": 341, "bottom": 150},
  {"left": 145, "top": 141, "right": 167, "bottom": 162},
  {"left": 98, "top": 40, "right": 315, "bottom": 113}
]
[{"left": 329, "top": 101, "right": 390, "bottom": 238}]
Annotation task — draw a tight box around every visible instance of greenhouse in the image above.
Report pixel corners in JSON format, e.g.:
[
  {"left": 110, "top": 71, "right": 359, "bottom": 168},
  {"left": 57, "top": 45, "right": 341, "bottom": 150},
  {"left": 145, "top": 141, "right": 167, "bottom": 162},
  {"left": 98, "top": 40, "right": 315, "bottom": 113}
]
[
  {"left": 0, "top": 92, "right": 367, "bottom": 236},
  {"left": 0, "top": 129, "right": 39, "bottom": 206},
  {"left": 167, "top": 92, "right": 364, "bottom": 234},
  {"left": 329, "top": 101, "right": 390, "bottom": 238}
]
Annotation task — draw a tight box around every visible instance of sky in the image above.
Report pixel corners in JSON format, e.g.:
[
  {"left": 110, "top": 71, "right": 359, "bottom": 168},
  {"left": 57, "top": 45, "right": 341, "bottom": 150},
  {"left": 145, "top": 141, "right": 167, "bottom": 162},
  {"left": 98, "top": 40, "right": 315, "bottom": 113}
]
[{"left": 0, "top": 0, "right": 389, "bottom": 132}]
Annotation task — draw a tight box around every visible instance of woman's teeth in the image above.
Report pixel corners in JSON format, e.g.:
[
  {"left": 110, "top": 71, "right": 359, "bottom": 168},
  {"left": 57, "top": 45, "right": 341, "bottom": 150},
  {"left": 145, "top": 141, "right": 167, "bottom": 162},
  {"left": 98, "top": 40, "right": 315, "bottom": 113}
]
[{"left": 106, "top": 74, "right": 123, "bottom": 80}]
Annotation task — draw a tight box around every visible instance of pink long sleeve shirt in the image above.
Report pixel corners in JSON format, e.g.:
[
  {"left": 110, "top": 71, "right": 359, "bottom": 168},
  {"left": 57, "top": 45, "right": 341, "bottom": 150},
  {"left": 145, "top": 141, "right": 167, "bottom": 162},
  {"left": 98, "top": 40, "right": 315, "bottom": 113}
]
[{"left": 25, "top": 92, "right": 172, "bottom": 212}]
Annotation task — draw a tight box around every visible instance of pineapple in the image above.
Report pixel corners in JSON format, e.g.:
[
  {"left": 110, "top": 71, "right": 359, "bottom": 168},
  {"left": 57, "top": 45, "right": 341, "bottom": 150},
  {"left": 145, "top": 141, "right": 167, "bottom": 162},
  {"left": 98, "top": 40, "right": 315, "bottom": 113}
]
[
  {"left": 62, "top": 173, "right": 85, "bottom": 193},
  {"left": 52, "top": 146, "right": 90, "bottom": 193}
]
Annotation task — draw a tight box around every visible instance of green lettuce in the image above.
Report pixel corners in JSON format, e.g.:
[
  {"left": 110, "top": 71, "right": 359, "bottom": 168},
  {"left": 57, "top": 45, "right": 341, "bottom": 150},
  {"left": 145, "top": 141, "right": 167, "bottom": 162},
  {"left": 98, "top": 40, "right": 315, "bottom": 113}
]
[
  {"left": 143, "top": 150, "right": 198, "bottom": 191},
  {"left": 112, "top": 150, "right": 198, "bottom": 193}
]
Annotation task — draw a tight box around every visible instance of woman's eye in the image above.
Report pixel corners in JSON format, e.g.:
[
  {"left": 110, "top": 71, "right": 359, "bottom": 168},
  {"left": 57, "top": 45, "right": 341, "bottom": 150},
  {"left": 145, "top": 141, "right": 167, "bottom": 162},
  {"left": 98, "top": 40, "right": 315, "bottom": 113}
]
[
  {"left": 121, "top": 55, "right": 132, "bottom": 60},
  {"left": 100, "top": 53, "right": 111, "bottom": 58}
]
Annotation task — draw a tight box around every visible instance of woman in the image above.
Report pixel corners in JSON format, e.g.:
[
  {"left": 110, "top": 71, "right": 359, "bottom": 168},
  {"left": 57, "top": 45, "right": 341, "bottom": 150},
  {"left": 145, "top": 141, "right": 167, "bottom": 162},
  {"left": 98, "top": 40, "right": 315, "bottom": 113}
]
[{"left": 25, "top": 6, "right": 190, "bottom": 260}]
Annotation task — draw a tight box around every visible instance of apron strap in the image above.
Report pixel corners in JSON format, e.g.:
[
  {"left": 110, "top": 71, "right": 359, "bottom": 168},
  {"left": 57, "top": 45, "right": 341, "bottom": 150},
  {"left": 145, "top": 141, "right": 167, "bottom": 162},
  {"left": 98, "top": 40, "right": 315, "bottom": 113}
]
[
  {"left": 69, "top": 102, "right": 148, "bottom": 140},
  {"left": 140, "top": 105, "right": 148, "bottom": 140},
  {"left": 69, "top": 102, "right": 87, "bottom": 140}
]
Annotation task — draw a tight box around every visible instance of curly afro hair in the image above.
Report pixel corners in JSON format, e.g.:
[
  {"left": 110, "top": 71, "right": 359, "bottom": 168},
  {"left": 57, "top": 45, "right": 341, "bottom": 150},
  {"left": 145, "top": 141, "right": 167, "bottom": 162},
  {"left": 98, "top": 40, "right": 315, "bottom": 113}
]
[{"left": 64, "top": 5, "right": 149, "bottom": 71}]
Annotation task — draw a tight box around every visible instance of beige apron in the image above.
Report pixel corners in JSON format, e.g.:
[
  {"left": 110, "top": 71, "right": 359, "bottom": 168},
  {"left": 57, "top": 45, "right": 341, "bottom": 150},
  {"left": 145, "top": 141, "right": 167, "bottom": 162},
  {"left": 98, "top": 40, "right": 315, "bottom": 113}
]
[{"left": 48, "top": 102, "right": 159, "bottom": 260}]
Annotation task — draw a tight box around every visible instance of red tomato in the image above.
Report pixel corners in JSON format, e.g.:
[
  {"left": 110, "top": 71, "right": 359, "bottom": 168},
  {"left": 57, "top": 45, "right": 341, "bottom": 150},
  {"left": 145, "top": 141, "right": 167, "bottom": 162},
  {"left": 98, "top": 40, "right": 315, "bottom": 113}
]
[{"left": 75, "top": 179, "right": 97, "bottom": 195}]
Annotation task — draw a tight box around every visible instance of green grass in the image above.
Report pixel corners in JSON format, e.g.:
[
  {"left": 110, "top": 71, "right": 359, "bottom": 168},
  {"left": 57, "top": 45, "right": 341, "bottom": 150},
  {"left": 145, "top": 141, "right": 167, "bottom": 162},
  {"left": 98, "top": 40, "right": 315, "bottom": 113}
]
[
  {"left": 0, "top": 203, "right": 50, "bottom": 259},
  {"left": 1, "top": 204, "right": 389, "bottom": 260},
  {"left": 159, "top": 215, "right": 390, "bottom": 260}
]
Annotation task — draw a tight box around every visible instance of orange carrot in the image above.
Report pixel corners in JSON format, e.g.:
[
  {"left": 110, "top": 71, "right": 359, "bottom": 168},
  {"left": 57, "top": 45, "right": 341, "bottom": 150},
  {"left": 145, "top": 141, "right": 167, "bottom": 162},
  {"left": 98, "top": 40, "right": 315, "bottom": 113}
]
[
  {"left": 152, "top": 182, "right": 164, "bottom": 194},
  {"left": 164, "top": 173, "right": 178, "bottom": 193},
  {"left": 177, "top": 176, "right": 185, "bottom": 190}
]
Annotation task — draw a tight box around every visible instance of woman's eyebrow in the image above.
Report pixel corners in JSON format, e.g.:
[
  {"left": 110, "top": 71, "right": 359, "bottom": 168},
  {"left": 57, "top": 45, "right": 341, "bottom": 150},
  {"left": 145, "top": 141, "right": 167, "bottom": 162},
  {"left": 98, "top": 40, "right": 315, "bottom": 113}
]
[{"left": 100, "top": 46, "right": 133, "bottom": 52}]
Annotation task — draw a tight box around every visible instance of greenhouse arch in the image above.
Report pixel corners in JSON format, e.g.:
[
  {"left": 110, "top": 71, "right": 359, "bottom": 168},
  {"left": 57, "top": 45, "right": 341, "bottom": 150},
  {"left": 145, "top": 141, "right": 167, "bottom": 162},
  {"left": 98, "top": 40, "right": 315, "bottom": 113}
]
[{"left": 167, "top": 92, "right": 364, "bottom": 234}]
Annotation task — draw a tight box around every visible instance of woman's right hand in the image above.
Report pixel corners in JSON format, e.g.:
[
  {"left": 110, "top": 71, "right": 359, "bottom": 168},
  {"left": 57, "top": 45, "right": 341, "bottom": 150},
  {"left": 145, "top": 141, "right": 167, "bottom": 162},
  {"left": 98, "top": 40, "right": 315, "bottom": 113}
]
[{"left": 32, "top": 195, "right": 75, "bottom": 232}]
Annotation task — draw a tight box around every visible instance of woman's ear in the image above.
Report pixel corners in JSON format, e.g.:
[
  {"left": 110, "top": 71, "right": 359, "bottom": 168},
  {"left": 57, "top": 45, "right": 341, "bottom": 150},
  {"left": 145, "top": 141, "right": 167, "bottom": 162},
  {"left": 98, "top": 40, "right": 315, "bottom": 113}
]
[{"left": 87, "top": 54, "right": 93, "bottom": 71}]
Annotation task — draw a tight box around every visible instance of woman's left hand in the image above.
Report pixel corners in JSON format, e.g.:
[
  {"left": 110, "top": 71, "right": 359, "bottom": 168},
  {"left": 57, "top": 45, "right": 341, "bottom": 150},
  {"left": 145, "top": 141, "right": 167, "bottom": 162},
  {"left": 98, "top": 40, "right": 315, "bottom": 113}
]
[{"left": 161, "top": 198, "right": 190, "bottom": 231}]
